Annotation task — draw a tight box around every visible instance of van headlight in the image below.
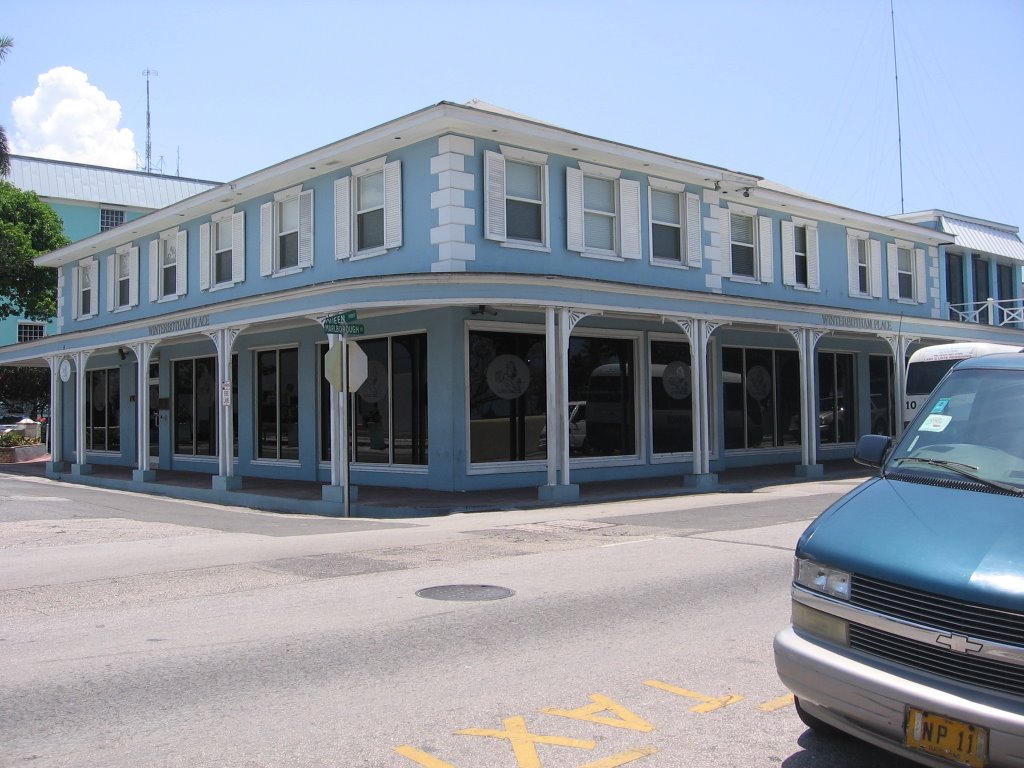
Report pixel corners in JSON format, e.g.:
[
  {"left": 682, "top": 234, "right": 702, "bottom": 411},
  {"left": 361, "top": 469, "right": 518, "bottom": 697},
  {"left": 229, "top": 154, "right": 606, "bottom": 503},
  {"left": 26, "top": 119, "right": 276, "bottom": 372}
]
[
  {"left": 794, "top": 558, "right": 852, "bottom": 600},
  {"left": 791, "top": 600, "right": 849, "bottom": 646}
]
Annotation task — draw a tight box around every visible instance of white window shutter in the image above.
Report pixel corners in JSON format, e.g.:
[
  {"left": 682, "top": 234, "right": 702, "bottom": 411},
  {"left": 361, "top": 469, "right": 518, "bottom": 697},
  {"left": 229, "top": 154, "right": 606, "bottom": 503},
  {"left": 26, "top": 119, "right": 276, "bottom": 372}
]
[
  {"left": 232, "top": 211, "right": 246, "bottom": 283},
  {"left": 175, "top": 230, "right": 188, "bottom": 296},
  {"left": 806, "top": 225, "right": 820, "bottom": 290},
  {"left": 781, "top": 220, "right": 796, "bottom": 286},
  {"left": 106, "top": 253, "right": 116, "bottom": 312},
  {"left": 914, "top": 247, "right": 926, "bottom": 303},
  {"left": 886, "top": 243, "right": 899, "bottom": 298},
  {"left": 619, "top": 178, "right": 642, "bottom": 259},
  {"left": 685, "top": 192, "right": 701, "bottom": 267},
  {"left": 149, "top": 240, "right": 159, "bottom": 301},
  {"left": 870, "top": 240, "right": 883, "bottom": 298},
  {"left": 89, "top": 261, "right": 99, "bottom": 312},
  {"left": 260, "top": 202, "right": 274, "bottom": 276},
  {"left": 71, "top": 266, "right": 80, "bottom": 319},
  {"left": 720, "top": 209, "right": 731, "bottom": 266},
  {"left": 298, "top": 190, "right": 314, "bottom": 268},
  {"left": 128, "top": 247, "right": 139, "bottom": 307},
  {"left": 334, "top": 178, "right": 351, "bottom": 260},
  {"left": 566, "top": 167, "right": 584, "bottom": 252},
  {"left": 847, "top": 237, "right": 859, "bottom": 296},
  {"left": 199, "top": 222, "right": 211, "bottom": 291},
  {"left": 383, "top": 160, "right": 402, "bottom": 249},
  {"left": 758, "top": 215, "right": 774, "bottom": 283},
  {"left": 484, "top": 150, "right": 506, "bottom": 241}
]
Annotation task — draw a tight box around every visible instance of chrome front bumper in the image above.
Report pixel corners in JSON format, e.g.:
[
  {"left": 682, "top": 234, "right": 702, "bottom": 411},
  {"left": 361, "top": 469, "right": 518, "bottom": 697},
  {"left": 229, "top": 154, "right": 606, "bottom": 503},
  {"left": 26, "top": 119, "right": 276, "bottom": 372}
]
[{"left": 774, "top": 625, "right": 1024, "bottom": 767}]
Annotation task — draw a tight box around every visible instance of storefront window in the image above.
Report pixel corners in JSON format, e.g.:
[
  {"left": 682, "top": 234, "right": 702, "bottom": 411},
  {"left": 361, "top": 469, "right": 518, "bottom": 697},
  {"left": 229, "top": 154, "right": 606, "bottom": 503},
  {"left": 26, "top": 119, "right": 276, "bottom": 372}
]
[
  {"left": 257, "top": 348, "right": 299, "bottom": 460},
  {"left": 469, "top": 331, "right": 546, "bottom": 463},
  {"left": 86, "top": 368, "right": 120, "bottom": 451},
  {"left": 723, "top": 347, "right": 800, "bottom": 450},
  {"left": 567, "top": 336, "right": 636, "bottom": 457},
  {"left": 650, "top": 340, "right": 692, "bottom": 454},
  {"left": 173, "top": 357, "right": 218, "bottom": 456},
  {"left": 818, "top": 352, "right": 857, "bottom": 445},
  {"left": 319, "top": 333, "right": 428, "bottom": 465}
]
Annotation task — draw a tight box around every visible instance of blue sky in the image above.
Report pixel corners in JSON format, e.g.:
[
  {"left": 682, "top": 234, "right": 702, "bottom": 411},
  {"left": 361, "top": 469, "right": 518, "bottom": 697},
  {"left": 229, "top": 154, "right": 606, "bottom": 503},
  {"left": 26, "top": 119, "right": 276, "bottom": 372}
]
[{"left": 2, "top": 0, "right": 1022, "bottom": 230}]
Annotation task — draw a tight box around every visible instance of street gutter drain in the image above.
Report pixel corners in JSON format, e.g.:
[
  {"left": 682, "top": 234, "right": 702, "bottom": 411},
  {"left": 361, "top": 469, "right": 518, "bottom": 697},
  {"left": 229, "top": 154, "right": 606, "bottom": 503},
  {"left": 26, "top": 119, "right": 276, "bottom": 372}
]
[{"left": 416, "top": 584, "right": 515, "bottom": 601}]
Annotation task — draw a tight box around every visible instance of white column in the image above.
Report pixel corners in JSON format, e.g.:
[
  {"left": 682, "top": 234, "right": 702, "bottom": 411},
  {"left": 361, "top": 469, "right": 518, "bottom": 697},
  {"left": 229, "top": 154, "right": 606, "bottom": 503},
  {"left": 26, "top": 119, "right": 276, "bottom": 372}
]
[
  {"left": 784, "top": 327, "right": 827, "bottom": 475},
  {"left": 206, "top": 328, "right": 244, "bottom": 490},
  {"left": 45, "top": 356, "right": 63, "bottom": 467},
  {"left": 880, "top": 333, "right": 918, "bottom": 434},
  {"left": 72, "top": 350, "right": 92, "bottom": 474},
  {"left": 130, "top": 341, "right": 156, "bottom": 481},
  {"left": 544, "top": 307, "right": 558, "bottom": 488}
]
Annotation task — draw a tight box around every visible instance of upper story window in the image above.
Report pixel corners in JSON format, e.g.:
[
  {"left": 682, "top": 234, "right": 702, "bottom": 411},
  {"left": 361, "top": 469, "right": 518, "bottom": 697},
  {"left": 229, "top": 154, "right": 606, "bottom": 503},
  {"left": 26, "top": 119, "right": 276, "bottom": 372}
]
[
  {"left": 887, "top": 240, "right": 925, "bottom": 303},
  {"left": 200, "top": 209, "right": 245, "bottom": 290},
  {"left": 648, "top": 178, "right": 701, "bottom": 267},
  {"left": 781, "top": 217, "right": 819, "bottom": 290},
  {"left": 261, "top": 186, "right": 314, "bottom": 275},
  {"left": 334, "top": 157, "right": 402, "bottom": 260},
  {"left": 106, "top": 244, "right": 138, "bottom": 311},
  {"left": 484, "top": 146, "right": 548, "bottom": 248},
  {"left": 149, "top": 228, "right": 187, "bottom": 302},
  {"left": 17, "top": 323, "right": 45, "bottom": 343},
  {"left": 723, "top": 203, "right": 772, "bottom": 282},
  {"left": 100, "top": 208, "right": 125, "bottom": 232},
  {"left": 846, "top": 229, "right": 881, "bottom": 298},
  {"left": 567, "top": 162, "right": 641, "bottom": 260},
  {"left": 72, "top": 257, "right": 98, "bottom": 319}
]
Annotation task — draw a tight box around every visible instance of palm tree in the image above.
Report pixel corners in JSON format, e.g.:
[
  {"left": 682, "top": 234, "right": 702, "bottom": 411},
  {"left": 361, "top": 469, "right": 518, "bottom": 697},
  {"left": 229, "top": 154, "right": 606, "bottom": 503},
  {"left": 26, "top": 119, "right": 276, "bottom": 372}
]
[{"left": 0, "top": 37, "right": 12, "bottom": 177}]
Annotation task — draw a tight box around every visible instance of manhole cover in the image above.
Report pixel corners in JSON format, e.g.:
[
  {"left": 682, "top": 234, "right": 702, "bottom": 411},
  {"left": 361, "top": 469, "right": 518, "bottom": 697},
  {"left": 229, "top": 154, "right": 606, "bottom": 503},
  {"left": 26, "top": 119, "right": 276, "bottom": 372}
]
[{"left": 416, "top": 584, "right": 515, "bottom": 601}]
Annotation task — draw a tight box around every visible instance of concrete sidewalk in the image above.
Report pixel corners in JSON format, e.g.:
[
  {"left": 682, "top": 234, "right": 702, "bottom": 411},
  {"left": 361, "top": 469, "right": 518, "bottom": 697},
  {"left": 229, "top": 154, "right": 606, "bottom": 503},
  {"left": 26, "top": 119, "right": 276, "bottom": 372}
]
[{"left": 0, "top": 453, "right": 873, "bottom": 518}]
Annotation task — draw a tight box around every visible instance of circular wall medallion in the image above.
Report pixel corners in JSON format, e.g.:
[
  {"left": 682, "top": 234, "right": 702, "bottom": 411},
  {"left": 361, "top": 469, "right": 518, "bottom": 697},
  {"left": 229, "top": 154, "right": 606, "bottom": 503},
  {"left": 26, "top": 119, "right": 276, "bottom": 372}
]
[
  {"left": 746, "top": 365, "right": 773, "bottom": 401},
  {"left": 486, "top": 354, "right": 530, "bottom": 400},
  {"left": 58, "top": 359, "right": 72, "bottom": 382},
  {"left": 661, "top": 360, "right": 692, "bottom": 399}
]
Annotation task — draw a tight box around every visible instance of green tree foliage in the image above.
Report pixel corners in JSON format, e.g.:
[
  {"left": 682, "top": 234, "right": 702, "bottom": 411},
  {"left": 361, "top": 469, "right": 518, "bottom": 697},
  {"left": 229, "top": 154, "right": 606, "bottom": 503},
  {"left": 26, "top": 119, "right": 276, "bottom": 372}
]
[
  {"left": 0, "top": 37, "right": 12, "bottom": 176},
  {"left": 0, "top": 365, "right": 49, "bottom": 418},
  {"left": 0, "top": 181, "right": 68, "bottom": 321}
]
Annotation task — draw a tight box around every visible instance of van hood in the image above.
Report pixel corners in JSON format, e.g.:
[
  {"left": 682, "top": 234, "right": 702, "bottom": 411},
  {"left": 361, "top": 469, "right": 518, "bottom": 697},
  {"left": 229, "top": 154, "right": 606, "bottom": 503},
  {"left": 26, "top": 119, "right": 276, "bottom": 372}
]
[{"left": 798, "top": 477, "right": 1024, "bottom": 611}]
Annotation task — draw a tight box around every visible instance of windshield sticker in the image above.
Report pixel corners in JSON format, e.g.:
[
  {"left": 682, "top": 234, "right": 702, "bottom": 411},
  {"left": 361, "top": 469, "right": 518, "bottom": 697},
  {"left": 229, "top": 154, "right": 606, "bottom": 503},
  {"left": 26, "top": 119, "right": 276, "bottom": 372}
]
[
  {"left": 931, "top": 398, "right": 950, "bottom": 414},
  {"left": 919, "top": 414, "right": 952, "bottom": 432}
]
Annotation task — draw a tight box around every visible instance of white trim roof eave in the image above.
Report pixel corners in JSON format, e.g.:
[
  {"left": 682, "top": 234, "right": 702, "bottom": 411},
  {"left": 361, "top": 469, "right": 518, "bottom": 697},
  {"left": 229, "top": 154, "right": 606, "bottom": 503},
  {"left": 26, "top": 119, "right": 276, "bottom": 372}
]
[{"left": 36, "top": 99, "right": 949, "bottom": 266}]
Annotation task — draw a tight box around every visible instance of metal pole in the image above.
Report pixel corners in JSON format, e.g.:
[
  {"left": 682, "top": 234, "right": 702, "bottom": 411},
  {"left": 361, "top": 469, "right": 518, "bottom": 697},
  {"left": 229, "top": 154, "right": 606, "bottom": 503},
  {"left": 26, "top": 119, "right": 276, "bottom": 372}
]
[{"left": 341, "top": 335, "right": 351, "bottom": 517}]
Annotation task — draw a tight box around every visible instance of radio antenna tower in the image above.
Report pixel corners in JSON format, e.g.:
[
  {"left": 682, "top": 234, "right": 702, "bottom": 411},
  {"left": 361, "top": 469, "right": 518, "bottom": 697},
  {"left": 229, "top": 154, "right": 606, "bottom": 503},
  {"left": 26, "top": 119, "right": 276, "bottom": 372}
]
[
  {"left": 142, "top": 68, "right": 159, "bottom": 173},
  {"left": 889, "top": 1, "right": 905, "bottom": 214}
]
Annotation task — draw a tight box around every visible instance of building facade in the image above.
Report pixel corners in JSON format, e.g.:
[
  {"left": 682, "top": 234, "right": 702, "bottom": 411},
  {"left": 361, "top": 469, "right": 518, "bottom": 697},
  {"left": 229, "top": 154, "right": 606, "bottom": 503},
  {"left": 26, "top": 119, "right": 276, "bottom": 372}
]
[{"left": 2, "top": 101, "right": 1022, "bottom": 514}]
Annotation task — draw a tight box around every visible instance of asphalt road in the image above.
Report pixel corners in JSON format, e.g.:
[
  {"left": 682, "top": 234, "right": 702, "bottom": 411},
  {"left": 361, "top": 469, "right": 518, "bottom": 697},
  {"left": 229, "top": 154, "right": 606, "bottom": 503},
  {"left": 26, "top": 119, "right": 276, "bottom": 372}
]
[{"left": 0, "top": 471, "right": 917, "bottom": 768}]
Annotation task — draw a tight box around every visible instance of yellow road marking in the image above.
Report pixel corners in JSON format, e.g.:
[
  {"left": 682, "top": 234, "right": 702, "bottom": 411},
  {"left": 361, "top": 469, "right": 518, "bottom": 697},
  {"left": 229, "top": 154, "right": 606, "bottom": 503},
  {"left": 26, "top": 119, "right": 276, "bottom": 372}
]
[
  {"left": 394, "top": 745, "right": 459, "bottom": 767},
  {"left": 456, "top": 715, "right": 595, "bottom": 768},
  {"left": 643, "top": 679, "right": 744, "bottom": 713},
  {"left": 579, "top": 747, "right": 660, "bottom": 767},
  {"left": 758, "top": 694, "right": 795, "bottom": 712},
  {"left": 541, "top": 693, "right": 656, "bottom": 732}
]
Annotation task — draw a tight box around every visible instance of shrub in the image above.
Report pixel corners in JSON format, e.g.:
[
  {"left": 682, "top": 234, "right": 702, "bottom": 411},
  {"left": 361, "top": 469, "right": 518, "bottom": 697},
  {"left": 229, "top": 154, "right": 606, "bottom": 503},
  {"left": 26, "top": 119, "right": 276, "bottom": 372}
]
[{"left": 0, "top": 430, "right": 36, "bottom": 447}]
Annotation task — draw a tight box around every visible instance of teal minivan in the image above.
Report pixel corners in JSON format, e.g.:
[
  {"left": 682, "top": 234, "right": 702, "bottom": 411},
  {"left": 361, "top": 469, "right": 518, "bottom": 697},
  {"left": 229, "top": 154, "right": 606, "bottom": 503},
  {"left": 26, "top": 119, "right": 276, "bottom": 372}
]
[{"left": 774, "top": 353, "right": 1024, "bottom": 767}]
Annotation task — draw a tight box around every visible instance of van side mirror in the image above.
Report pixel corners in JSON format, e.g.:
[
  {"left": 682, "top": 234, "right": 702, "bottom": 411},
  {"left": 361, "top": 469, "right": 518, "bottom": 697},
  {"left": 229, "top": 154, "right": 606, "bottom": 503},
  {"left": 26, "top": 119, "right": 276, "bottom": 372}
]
[{"left": 854, "top": 434, "right": 892, "bottom": 468}]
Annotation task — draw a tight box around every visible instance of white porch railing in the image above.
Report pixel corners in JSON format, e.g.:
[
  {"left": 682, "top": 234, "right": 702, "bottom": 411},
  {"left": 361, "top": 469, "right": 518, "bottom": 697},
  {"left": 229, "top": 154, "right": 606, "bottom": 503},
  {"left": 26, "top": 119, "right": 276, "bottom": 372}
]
[{"left": 948, "top": 297, "right": 1024, "bottom": 327}]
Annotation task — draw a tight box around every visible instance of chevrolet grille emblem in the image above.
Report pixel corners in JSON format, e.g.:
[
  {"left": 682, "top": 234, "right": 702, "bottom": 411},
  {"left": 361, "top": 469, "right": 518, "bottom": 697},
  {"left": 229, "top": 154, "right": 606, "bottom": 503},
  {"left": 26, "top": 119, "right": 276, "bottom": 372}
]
[{"left": 935, "top": 632, "right": 983, "bottom": 654}]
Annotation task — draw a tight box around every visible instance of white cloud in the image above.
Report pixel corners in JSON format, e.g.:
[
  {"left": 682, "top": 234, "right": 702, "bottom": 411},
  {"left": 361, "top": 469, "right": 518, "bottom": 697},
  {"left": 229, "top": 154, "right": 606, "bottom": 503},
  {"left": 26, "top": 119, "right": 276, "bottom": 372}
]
[{"left": 11, "top": 66, "right": 136, "bottom": 168}]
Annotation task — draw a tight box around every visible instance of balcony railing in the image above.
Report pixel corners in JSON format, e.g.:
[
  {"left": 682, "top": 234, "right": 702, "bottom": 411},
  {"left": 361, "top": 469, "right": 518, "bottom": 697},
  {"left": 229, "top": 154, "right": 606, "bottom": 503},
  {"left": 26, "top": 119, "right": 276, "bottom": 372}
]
[{"left": 948, "top": 297, "right": 1024, "bottom": 327}]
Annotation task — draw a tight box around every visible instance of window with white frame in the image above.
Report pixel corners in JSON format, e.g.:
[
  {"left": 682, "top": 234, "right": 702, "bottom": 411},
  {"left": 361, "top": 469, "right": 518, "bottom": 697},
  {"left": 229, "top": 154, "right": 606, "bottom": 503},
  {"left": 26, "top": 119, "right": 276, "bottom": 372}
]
[
  {"left": 72, "top": 257, "right": 98, "bottom": 319},
  {"left": 887, "top": 240, "right": 925, "bottom": 303},
  {"left": 261, "top": 186, "right": 314, "bottom": 275},
  {"left": 723, "top": 204, "right": 772, "bottom": 282},
  {"left": 17, "top": 323, "right": 44, "bottom": 343},
  {"left": 100, "top": 208, "right": 125, "bottom": 232},
  {"left": 334, "top": 157, "right": 402, "bottom": 260},
  {"left": 200, "top": 209, "right": 245, "bottom": 289},
  {"left": 149, "top": 228, "right": 187, "bottom": 301},
  {"left": 484, "top": 146, "right": 548, "bottom": 247},
  {"left": 781, "top": 217, "right": 819, "bottom": 290},
  {"left": 846, "top": 229, "right": 882, "bottom": 298},
  {"left": 566, "top": 162, "right": 641, "bottom": 260},
  {"left": 648, "top": 178, "right": 701, "bottom": 267},
  {"left": 106, "top": 244, "right": 138, "bottom": 311}
]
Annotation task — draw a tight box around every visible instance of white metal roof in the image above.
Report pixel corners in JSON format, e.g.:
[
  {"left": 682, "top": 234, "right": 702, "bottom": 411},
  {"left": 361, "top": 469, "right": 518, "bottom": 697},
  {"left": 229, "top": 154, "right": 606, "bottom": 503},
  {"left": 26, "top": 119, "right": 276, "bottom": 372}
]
[
  {"left": 7, "top": 155, "right": 219, "bottom": 210},
  {"left": 940, "top": 215, "right": 1024, "bottom": 262}
]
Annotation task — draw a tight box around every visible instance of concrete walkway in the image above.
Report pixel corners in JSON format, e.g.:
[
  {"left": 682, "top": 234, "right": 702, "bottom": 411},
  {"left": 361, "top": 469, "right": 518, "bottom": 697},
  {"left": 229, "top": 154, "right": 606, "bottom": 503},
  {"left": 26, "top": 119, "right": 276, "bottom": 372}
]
[{"left": 0, "top": 453, "right": 873, "bottom": 518}]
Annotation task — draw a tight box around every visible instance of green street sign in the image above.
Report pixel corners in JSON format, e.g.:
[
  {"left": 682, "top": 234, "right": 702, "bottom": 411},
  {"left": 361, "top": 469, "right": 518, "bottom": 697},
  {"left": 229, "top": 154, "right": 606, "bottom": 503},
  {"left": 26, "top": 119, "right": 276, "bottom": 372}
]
[
  {"left": 323, "top": 312, "right": 362, "bottom": 334},
  {"left": 342, "top": 310, "right": 358, "bottom": 322}
]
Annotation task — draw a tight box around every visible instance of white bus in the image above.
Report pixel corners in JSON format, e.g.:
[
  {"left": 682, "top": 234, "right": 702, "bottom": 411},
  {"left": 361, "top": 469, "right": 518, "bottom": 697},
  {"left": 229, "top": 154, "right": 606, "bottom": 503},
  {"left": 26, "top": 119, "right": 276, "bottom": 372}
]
[{"left": 904, "top": 341, "right": 1022, "bottom": 423}]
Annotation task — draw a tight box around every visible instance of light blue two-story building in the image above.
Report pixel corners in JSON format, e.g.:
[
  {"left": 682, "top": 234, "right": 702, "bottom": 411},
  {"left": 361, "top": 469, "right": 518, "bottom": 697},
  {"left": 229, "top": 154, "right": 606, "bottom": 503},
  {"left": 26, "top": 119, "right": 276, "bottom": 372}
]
[{"left": 3, "top": 101, "right": 1022, "bottom": 514}]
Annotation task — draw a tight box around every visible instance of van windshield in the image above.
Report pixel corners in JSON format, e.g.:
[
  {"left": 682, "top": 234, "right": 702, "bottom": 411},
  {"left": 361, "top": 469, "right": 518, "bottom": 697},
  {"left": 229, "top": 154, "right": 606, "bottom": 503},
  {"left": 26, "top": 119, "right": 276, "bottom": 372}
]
[{"left": 886, "top": 368, "right": 1024, "bottom": 493}]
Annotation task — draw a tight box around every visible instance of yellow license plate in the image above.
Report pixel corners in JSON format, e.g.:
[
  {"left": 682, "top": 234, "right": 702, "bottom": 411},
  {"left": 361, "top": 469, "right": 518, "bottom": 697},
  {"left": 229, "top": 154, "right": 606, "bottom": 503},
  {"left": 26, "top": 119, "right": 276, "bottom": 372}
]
[{"left": 905, "top": 708, "right": 988, "bottom": 767}]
